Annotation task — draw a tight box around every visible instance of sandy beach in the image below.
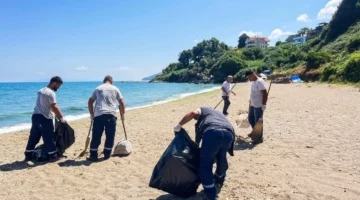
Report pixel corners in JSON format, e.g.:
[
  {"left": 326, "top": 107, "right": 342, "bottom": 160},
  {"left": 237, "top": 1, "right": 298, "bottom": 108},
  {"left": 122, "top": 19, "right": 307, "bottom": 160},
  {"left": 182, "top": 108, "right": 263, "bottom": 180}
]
[{"left": 1, "top": 82, "right": 360, "bottom": 200}]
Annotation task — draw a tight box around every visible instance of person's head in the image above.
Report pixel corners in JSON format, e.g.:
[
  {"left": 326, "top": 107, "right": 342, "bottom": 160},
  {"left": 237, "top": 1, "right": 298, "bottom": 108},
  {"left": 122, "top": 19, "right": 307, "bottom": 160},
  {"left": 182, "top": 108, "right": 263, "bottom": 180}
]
[
  {"left": 245, "top": 71, "right": 257, "bottom": 82},
  {"left": 103, "top": 75, "right": 113, "bottom": 84},
  {"left": 48, "top": 76, "right": 63, "bottom": 92},
  {"left": 227, "top": 75, "right": 233, "bottom": 83}
]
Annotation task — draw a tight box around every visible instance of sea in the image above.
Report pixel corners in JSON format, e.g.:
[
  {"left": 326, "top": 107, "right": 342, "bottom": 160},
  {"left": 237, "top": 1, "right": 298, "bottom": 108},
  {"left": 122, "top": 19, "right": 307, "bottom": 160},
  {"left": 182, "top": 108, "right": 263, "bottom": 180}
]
[{"left": 0, "top": 82, "right": 220, "bottom": 134}]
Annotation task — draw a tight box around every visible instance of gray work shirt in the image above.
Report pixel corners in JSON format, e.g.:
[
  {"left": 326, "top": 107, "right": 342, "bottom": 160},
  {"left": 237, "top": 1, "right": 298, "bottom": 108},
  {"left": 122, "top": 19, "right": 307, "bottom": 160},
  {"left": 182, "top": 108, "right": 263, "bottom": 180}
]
[
  {"left": 91, "top": 83, "right": 123, "bottom": 117},
  {"left": 33, "top": 87, "right": 57, "bottom": 119}
]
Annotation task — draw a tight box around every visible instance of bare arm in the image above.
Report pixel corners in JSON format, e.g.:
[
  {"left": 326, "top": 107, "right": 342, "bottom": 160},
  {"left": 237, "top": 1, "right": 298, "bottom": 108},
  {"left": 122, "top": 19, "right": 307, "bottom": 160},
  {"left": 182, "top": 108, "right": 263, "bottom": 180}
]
[
  {"left": 51, "top": 103, "right": 64, "bottom": 119},
  {"left": 178, "top": 110, "right": 200, "bottom": 126},
  {"left": 118, "top": 98, "right": 125, "bottom": 115},
  {"left": 261, "top": 89, "right": 268, "bottom": 105},
  {"left": 88, "top": 98, "right": 95, "bottom": 116}
]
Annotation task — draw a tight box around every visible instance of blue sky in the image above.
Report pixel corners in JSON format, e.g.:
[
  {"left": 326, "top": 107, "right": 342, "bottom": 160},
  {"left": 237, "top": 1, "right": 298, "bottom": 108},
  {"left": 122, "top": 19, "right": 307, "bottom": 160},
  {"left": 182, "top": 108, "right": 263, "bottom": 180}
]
[{"left": 0, "top": 0, "right": 341, "bottom": 82}]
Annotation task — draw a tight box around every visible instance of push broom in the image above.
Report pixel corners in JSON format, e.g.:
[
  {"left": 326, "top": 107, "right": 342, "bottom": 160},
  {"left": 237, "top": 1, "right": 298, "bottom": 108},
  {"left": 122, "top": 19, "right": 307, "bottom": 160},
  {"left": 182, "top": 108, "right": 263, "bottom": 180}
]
[{"left": 79, "top": 119, "right": 93, "bottom": 157}]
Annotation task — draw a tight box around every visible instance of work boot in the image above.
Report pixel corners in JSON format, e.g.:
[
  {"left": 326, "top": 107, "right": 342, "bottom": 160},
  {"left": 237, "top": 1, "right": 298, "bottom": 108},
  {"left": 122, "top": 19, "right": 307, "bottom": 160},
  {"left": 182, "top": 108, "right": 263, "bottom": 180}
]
[
  {"left": 24, "top": 152, "right": 33, "bottom": 161},
  {"left": 103, "top": 149, "right": 112, "bottom": 160},
  {"left": 215, "top": 183, "right": 223, "bottom": 194},
  {"left": 104, "top": 154, "right": 111, "bottom": 160},
  {"left": 86, "top": 156, "right": 98, "bottom": 162},
  {"left": 253, "top": 135, "right": 264, "bottom": 144},
  {"left": 200, "top": 187, "right": 217, "bottom": 200},
  {"left": 199, "top": 192, "right": 218, "bottom": 200},
  {"left": 48, "top": 153, "right": 59, "bottom": 162}
]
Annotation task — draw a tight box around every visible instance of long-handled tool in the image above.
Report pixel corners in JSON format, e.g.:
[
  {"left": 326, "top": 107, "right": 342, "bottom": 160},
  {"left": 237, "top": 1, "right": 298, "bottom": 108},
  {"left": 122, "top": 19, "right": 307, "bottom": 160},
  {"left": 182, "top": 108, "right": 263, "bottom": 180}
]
[
  {"left": 214, "top": 82, "right": 237, "bottom": 109},
  {"left": 248, "top": 80, "right": 273, "bottom": 141},
  {"left": 114, "top": 114, "right": 132, "bottom": 156},
  {"left": 121, "top": 118, "right": 128, "bottom": 140},
  {"left": 79, "top": 119, "right": 93, "bottom": 157}
]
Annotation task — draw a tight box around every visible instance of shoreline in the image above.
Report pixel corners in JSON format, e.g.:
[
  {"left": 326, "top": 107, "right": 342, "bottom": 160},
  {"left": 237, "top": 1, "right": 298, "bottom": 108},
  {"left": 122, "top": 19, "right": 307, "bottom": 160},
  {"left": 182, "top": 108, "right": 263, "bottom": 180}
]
[{"left": 0, "top": 85, "right": 221, "bottom": 135}]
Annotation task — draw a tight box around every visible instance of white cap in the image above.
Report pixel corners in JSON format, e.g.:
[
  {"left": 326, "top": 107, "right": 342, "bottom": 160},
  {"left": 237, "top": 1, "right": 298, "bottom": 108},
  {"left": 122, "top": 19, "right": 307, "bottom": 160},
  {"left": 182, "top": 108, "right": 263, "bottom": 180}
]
[{"left": 227, "top": 75, "right": 233, "bottom": 78}]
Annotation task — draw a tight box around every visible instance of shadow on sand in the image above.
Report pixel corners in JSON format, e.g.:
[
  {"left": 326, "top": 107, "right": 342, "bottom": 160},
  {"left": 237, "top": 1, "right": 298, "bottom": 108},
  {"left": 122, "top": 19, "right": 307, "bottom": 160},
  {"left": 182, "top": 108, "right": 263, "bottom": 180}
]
[
  {"left": 233, "top": 136, "right": 258, "bottom": 150},
  {"left": 0, "top": 160, "right": 47, "bottom": 172}
]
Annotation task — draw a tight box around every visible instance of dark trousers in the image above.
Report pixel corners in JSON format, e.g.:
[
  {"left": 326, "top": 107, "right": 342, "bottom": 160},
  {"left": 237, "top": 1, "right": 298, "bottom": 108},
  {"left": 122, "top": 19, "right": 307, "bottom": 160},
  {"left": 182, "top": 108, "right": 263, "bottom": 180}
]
[
  {"left": 248, "top": 106, "right": 263, "bottom": 135},
  {"left": 222, "top": 96, "right": 230, "bottom": 114},
  {"left": 25, "top": 114, "right": 56, "bottom": 158},
  {"left": 89, "top": 114, "right": 117, "bottom": 158},
  {"left": 199, "top": 129, "right": 234, "bottom": 200}
]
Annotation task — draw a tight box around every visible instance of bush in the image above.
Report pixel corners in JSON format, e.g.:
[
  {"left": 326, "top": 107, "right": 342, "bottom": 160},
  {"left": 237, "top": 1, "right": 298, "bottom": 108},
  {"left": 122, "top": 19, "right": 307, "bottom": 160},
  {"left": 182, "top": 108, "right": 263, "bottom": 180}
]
[
  {"left": 308, "top": 37, "right": 321, "bottom": 47},
  {"left": 347, "top": 35, "right": 360, "bottom": 52},
  {"left": 306, "top": 51, "right": 332, "bottom": 69},
  {"left": 243, "top": 47, "right": 264, "bottom": 60},
  {"left": 210, "top": 51, "right": 248, "bottom": 80},
  {"left": 342, "top": 53, "right": 360, "bottom": 82},
  {"left": 321, "top": 66, "right": 338, "bottom": 81}
]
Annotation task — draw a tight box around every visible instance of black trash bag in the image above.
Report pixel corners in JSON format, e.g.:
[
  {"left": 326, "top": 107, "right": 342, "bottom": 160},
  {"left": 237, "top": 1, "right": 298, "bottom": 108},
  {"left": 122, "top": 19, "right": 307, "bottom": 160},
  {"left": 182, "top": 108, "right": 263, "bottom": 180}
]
[
  {"left": 55, "top": 121, "right": 75, "bottom": 155},
  {"left": 149, "top": 128, "right": 200, "bottom": 198},
  {"left": 33, "top": 121, "right": 75, "bottom": 162}
]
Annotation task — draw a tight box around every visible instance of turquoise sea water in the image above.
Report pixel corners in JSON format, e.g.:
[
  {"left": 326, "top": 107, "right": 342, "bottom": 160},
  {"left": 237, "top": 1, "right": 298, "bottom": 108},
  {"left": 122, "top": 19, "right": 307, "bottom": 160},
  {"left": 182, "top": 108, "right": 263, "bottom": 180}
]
[{"left": 0, "top": 82, "right": 220, "bottom": 133}]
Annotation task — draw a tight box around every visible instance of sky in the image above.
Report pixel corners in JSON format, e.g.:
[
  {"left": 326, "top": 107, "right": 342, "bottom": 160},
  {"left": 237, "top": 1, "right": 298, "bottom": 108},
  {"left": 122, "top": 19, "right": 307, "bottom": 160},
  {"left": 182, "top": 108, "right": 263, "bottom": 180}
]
[{"left": 0, "top": 0, "right": 342, "bottom": 82}]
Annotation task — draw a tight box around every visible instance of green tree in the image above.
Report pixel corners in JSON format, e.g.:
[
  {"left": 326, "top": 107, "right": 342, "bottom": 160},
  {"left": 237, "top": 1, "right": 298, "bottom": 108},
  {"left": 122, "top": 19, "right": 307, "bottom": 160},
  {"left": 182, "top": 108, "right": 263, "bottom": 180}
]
[
  {"left": 178, "top": 49, "right": 193, "bottom": 67},
  {"left": 298, "top": 27, "right": 310, "bottom": 33},
  {"left": 237, "top": 33, "right": 249, "bottom": 48}
]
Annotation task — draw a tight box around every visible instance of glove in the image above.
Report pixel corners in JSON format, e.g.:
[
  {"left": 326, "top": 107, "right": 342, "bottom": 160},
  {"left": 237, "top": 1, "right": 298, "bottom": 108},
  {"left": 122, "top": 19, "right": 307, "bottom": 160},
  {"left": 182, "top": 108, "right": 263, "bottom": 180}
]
[
  {"left": 90, "top": 114, "right": 94, "bottom": 121},
  {"left": 262, "top": 105, "right": 266, "bottom": 111},
  {"left": 60, "top": 118, "right": 67, "bottom": 123},
  {"left": 174, "top": 124, "right": 182, "bottom": 132},
  {"left": 120, "top": 114, "right": 125, "bottom": 121}
]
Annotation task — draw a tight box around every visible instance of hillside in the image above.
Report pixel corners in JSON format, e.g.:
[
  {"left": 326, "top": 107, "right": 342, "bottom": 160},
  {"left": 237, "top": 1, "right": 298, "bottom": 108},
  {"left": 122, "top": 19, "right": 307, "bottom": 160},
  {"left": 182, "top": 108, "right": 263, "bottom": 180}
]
[
  {"left": 153, "top": 0, "right": 360, "bottom": 84},
  {"left": 142, "top": 72, "right": 162, "bottom": 81}
]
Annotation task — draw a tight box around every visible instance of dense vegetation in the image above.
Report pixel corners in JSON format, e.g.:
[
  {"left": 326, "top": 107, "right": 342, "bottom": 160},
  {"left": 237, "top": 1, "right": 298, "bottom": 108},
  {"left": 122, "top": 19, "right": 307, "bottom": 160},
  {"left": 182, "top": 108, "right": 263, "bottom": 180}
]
[{"left": 153, "top": 0, "right": 360, "bottom": 84}]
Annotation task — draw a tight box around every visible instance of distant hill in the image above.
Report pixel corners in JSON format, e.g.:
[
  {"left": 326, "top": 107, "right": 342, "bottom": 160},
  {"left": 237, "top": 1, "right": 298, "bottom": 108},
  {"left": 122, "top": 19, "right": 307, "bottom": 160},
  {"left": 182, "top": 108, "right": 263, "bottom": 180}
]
[
  {"left": 142, "top": 72, "right": 162, "bottom": 81},
  {"left": 152, "top": 0, "right": 360, "bottom": 84}
]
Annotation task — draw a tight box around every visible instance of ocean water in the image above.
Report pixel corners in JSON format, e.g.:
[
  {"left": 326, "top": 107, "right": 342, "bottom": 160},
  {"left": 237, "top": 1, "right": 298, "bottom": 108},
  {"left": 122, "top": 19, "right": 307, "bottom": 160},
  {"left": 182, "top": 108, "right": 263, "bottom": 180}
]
[{"left": 0, "top": 82, "right": 220, "bottom": 134}]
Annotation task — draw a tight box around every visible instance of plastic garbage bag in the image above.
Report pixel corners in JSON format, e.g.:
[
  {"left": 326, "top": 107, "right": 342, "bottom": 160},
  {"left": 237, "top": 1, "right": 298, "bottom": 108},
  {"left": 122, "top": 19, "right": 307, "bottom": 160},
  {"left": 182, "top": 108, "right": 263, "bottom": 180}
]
[{"left": 149, "top": 129, "right": 200, "bottom": 198}]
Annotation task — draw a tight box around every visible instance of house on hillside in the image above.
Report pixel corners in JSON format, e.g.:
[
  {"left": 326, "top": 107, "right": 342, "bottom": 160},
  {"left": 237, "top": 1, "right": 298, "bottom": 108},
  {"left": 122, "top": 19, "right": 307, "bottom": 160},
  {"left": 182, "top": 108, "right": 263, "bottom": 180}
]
[
  {"left": 245, "top": 36, "right": 270, "bottom": 49},
  {"left": 306, "top": 22, "right": 328, "bottom": 40},
  {"left": 286, "top": 22, "right": 329, "bottom": 45},
  {"left": 292, "top": 32, "right": 307, "bottom": 45}
]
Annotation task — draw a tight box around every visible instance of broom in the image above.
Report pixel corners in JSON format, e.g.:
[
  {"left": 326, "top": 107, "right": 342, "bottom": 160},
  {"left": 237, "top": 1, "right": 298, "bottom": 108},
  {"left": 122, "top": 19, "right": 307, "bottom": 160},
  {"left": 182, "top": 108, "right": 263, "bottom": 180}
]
[
  {"left": 214, "top": 82, "right": 237, "bottom": 109},
  {"left": 248, "top": 80, "right": 273, "bottom": 141},
  {"left": 79, "top": 119, "right": 93, "bottom": 157}
]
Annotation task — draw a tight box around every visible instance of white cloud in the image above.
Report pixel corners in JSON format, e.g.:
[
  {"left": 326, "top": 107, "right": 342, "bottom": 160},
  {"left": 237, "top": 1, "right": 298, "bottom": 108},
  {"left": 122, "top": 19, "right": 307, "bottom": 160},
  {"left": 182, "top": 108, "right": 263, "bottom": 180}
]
[
  {"left": 107, "top": 67, "right": 131, "bottom": 72},
  {"left": 297, "top": 14, "right": 311, "bottom": 22},
  {"left": 193, "top": 39, "right": 199, "bottom": 44},
  {"left": 74, "top": 66, "right": 89, "bottom": 71},
  {"left": 35, "top": 72, "right": 45, "bottom": 76},
  {"left": 239, "top": 31, "right": 263, "bottom": 37},
  {"left": 268, "top": 29, "right": 294, "bottom": 40},
  {"left": 317, "top": 0, "right": 342, "bottom": 20}
]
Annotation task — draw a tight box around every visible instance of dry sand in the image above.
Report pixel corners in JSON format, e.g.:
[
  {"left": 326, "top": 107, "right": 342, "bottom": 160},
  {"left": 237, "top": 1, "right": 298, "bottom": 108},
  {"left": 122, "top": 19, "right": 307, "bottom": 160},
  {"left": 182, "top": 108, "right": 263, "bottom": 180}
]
[{"left": 1, "top": 83, "right": 360, "bottom": 200}]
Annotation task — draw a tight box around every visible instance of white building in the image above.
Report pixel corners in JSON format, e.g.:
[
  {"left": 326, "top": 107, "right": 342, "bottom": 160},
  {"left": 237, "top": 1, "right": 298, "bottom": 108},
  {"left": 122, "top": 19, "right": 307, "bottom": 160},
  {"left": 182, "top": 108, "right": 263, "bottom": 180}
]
[
  {"left": 245, "top": 37, "right": 270, "bottom": 49},
  {"left": 293, "top": 33, "right": 307, "bottom": 45}
]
